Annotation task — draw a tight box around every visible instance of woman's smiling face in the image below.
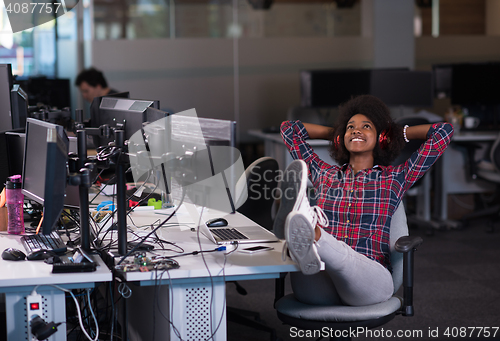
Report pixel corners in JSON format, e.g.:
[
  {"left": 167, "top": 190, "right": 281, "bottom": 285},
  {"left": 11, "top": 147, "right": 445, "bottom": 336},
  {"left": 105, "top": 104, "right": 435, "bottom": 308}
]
[{"left": 344, "top": 114, "right": 377, "bottom": 154}]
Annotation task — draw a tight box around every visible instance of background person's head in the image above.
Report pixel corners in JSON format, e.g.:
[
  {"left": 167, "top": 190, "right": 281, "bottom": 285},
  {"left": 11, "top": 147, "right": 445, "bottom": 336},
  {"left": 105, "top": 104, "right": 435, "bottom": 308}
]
[
  {"left": 329, "top": 95, "right": 405, "bottom": 167},
  {"left": 75, "top": 67, "right": 110, "bottom": 103}
]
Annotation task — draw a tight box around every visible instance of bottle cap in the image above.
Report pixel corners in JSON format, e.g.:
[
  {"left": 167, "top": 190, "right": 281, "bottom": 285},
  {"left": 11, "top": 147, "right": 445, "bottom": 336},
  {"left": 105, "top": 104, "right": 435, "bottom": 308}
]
[{"left": 6, "top": 175, "right": 22, "bottom": 189}]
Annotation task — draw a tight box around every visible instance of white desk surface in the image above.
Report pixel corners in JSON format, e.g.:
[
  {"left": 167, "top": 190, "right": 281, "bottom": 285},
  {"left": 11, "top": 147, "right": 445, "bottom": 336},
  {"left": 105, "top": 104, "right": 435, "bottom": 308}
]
[
  {"left": 452, "top": 130, "right": 498, "bottom": 142},
  {"left": 111, "top": 206, "right": 299, "bottom": 283},
  {"left": 0, "top": 232, "right": 112, "bottom": 289}
]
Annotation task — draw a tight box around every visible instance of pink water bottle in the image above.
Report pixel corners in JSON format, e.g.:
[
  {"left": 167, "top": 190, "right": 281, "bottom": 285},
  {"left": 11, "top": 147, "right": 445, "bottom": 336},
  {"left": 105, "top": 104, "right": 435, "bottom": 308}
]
[{"left": 6, "top": 175, "right": 25, "bottom": 235}]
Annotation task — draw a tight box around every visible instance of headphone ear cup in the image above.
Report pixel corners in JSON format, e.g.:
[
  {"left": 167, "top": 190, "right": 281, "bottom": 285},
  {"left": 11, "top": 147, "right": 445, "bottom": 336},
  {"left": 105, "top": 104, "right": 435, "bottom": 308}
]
[
  {"left": 379, "top": 129, "right": 391, "bottom": 150},
  {"left": 334, "top": 135, "right": 340, "bottom": 150}
]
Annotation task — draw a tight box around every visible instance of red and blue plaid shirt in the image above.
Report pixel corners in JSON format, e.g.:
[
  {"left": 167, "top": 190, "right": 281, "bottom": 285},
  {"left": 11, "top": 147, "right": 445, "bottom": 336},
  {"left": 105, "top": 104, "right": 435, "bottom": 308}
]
[{"left": 281, "top": 120, "right": 454, "bottom": 270}]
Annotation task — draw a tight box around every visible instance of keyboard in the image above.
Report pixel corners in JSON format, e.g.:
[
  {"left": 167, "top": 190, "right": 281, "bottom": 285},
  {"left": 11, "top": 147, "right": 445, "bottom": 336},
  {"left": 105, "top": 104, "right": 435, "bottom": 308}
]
[
  {"left": 210, "top": 228, "right": 248, "bottom": 241},
  {"left": 21, "top": 231, "right": 67, "bottom": 255}
]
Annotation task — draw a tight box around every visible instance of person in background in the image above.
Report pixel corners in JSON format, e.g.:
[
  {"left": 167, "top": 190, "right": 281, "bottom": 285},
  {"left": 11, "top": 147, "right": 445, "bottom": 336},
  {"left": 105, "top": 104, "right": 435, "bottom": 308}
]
[{"left": 75, "top": 67, "right": 119, "bottom": 103}]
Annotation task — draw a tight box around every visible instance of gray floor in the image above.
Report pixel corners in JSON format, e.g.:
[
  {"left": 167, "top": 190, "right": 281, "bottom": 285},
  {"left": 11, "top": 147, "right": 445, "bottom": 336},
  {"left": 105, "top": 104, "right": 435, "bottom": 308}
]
[{"left": 226, "top": 222, "right": 500, "bottom": 341}]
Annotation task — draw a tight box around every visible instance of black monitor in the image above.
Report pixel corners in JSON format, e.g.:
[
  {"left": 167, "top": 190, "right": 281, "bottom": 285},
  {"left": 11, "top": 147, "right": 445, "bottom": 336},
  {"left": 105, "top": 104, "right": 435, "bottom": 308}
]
[
  {"left": 10, "top": 84, "right": 29, "bottom": 129},
  {"left": 300, "top": 69, "right": 372, "bottom": 107},
  {"left": 0, "top": 64, "right": 13, "bottom": 131},
  {"left": 91, "top": 96, "right": 159, "bottom": 147},
  {"left": 299, "top": 68, "right": 417, "bottom": 108},
  {"left": 0, "top": 128, "right": 25, "bottom": 186},
  {"left": 450, "top": 62, "right": 500, "bottom": 106},
  {"left": 22, "top": 118, "right": 69, "bottom": 235},
  {"left": 432, "top": 64, "right": 453, "bottom": 98},
  {"left": 370, "top": 70, "right": 434, "bottom": 107},
  {"left": 15, "top": 77, "right": 71, "bottom": 109}
]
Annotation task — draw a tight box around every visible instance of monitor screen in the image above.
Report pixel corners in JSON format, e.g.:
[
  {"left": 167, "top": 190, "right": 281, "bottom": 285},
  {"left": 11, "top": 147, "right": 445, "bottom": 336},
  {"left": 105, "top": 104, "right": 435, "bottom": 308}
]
[
  {"left": 370, "top": 70, "right": 434, "bottom": 107},
  {"left": 10, "top": 84, "right": 29, "bottom": 129},
  {"left": 300, "top": 69, "right": 371, "bottom": 107},
  {"left": 0, "top": 128, "right": 25, "bottom": 186},
  {"left": 0, "top": 64, "right": 13, "bottom": 131},
  {"left": 22, "top": 118, "right": 69, "bottom": 235},
  {"left": 14, "top": 77, "right": 70, "bottom": 109},
  {"left": 92, "top": 97, "right": 159, "bottom": 147},
  {"left": 451, "top": 63, "right": 500, "bottom": 105}
]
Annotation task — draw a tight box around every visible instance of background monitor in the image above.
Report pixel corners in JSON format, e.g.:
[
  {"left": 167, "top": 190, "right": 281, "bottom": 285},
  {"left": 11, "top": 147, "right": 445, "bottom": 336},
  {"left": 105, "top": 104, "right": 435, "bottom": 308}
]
[
  {"left": 15, "top": 77, "right": 71, "bottom": 109},
  {"left": 0, "top": 128, "right": 25, "bottom": 186},
  {"left": 0, "top": 64, "right": 14, "bottom": 131},
  {"left": 370, "top": 70, "right": 434, "bottom": 107},
  {"left": 22, "top": 118, "right": 69, "bottom": 235},
  {"left": 450, "top": 62, "right": 500, "bottom": 106},
  {"left": 10, "top": 84, "right": 29, "bottom": 129},
  {"left": 300, "top": 68, "right": 423, "bottom": 108},
  {"left": 92, "top": 97, "right": 159, "bottom": 147},
  {"left": 300, "top": 69, "right": 371, "bottom": 107}
]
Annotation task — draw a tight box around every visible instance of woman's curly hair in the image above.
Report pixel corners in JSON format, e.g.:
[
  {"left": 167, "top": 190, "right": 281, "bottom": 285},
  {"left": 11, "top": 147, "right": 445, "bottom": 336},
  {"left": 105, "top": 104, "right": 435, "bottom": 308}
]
[{"left": 329, "top": 95, "right": 405, "bottom": 167}]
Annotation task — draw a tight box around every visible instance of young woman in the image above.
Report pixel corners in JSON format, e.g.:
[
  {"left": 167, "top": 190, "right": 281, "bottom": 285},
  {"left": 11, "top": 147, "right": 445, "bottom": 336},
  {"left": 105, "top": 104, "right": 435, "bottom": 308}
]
[{"left": 274, "top": 95, "right": 453, "bottom": 306}]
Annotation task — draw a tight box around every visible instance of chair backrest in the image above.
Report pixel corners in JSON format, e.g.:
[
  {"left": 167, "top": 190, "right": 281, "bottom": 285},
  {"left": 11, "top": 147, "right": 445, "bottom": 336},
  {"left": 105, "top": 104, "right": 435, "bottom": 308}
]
[
  {"left": 489, "top": 133, "right": 500, "bottom": 172},
  {"left": 236, "top": 157, "right": 280, "bottom": 230},
  {"left": 390, "top": 202, "right": 408, "bottom": 293}
]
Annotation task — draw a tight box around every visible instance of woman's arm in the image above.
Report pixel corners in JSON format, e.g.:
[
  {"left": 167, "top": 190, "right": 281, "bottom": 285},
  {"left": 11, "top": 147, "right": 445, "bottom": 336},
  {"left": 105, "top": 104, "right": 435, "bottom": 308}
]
[
  {"left": 302, "top": 123, "right": 333, "bottom": 140},
  {"left": 405, "top": 124, "right": 433, "bottom": 141}
]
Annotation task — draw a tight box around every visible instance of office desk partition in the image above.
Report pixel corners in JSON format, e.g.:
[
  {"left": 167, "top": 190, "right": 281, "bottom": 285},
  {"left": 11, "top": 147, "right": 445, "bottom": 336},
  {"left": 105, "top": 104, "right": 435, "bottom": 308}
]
[
  {"left": 0, "top": 233, "right": 112, "bottom": 341},
  {"left": 113, "top": 207, "right": 298, "bottom": 341}
]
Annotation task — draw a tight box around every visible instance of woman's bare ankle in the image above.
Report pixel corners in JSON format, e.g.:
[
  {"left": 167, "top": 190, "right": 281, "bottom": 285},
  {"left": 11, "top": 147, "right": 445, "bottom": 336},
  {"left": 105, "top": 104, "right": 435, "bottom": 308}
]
[{"left": 315, "top": 226, "right": 321, "bottom": 241}]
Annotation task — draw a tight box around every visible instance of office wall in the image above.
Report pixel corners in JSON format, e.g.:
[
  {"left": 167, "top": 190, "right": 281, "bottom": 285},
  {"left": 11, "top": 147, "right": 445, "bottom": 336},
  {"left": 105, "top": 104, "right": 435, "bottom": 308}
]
[
  {"left": 93, "top": 37, "right": 373, "bottom": 141},
  {"left": 416, "top": 36, "right": 500, "bottom": 69}
]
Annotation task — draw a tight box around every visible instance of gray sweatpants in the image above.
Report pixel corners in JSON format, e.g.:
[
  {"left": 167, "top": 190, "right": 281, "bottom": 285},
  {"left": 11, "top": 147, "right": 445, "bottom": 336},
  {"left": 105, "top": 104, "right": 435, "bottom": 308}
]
[{"left": 290, "top": 228, "right": 394, "bottom": 307}]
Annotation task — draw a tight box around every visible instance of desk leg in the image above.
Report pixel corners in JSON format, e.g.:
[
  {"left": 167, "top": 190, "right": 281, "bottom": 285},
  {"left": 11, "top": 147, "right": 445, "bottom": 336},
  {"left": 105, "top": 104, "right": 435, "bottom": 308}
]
[
  {"left": 4, "top": 288, "right": 66, "bottom": 341},
  {"left": 169, "top": 278, "right": 227, "bottom": 341}
]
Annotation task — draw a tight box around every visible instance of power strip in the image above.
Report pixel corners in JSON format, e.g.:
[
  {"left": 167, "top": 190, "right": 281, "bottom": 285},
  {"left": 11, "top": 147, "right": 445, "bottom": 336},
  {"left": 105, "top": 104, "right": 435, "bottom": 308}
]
[{"left": 26, "top": 293, "right": 43, "bottom": 340}]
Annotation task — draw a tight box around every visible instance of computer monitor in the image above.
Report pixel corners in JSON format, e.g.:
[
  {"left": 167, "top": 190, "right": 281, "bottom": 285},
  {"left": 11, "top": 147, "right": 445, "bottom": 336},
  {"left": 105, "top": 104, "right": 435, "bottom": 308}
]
[
  {"left": 370, "top": 70, "right": 434, "bottom": 107},
  {"left": 0, "top": 128, "right": 25, "bottom": 186},
  {"left": 450, "top": 62, "right": 500, "bottom": 106},
  {"left": 432, "top": 64, "right": 453, "bottom": 99},
  {"left": 22, "top": 118, "right": 69, "bottom": 235},
  {"left": 91, "top": 97, "right": 160, "bottom": 147},
  {"left": 300, "top": 68, "right": 415, "bottom": 108},
  {"left": 14, "top": 77, "right": 71, "bottom": 109},
  {"left": 300, "top": 69, "right": 371, "bottom": 107},
  {"left": 10, "top": 84, "right": 29, "bottom": 129},
  {"left": 0, "top": 64, "right": 14, "bottom": 131}
]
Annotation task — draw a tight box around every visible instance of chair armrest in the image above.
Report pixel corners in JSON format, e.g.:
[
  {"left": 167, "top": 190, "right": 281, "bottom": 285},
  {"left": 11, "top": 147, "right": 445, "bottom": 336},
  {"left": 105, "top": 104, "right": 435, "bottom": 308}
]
[
  {"left": 395, "top": 236, "right": 423, "bottom": 253},
  {"left": 395, "top": 235, "right": 423, "bottom": 317}
]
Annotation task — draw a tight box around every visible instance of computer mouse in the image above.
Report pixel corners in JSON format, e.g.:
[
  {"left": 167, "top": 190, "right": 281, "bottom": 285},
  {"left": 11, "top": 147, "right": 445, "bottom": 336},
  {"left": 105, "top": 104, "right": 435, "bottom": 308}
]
[
  {"left": 27, "top": 250, "right": 59, "bottom": 261},
  {"left": 2, "top": 248, "right": 26, "bottom": 261},
  {"left": 206, "top": 217, "right": 229, "bottom": 228}
]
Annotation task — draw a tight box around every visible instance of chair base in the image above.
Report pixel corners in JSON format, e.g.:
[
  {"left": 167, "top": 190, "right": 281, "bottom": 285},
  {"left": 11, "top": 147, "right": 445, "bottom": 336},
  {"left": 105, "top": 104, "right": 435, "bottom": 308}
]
[{"left": 277, "top": 311, "right": 396, "bottom": 341}]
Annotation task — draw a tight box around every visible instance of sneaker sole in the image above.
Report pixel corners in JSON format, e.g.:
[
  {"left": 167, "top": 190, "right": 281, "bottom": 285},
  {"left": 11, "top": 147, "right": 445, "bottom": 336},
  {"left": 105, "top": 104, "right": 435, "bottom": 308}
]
[
  {"left": 286, "top": 211, "right": 321, "bottom": 275},
  {"left": 273, "top": 160, "right": 307, "bottom": 239}
]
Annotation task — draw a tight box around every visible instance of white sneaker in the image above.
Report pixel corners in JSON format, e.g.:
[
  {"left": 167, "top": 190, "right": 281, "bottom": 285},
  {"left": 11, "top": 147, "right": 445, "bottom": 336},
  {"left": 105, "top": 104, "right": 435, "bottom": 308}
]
[
  {"left": 273, "top": 160, "right": 328, "bottom": 239},
  {"left": 285, "top": 211, "right": 321, "bottom": 275}
]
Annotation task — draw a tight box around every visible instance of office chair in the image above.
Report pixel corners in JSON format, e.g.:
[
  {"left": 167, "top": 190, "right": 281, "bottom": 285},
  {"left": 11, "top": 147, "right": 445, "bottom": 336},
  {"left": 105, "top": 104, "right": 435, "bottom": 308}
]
[
  {"left": 274, "top": 203, "right": 423, "bottom": 341},
  {"left": 229, "top": 156, "right": 281, "bottom": 340},
  {"left": 460, "top": 134, "right": 500, "bottom": 232}
]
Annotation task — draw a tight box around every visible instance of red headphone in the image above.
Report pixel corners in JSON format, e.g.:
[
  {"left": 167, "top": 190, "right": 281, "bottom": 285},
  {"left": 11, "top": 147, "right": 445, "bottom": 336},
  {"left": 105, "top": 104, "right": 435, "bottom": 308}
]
[{"left": 334, "top": 126, "right": 392, "bottom": 150}]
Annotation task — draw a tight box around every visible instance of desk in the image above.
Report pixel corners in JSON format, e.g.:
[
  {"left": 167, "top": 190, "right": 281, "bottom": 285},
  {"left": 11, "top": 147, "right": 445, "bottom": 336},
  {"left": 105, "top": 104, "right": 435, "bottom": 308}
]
[
  {"left": 0, "top": 233, "right": 112, "bottom": 341},
  {"left": 112, "top": 207, "right": 298, "bottom": 341},
  {"left": 248, "top": 129, "right": 335, "bottom": 170},
  {"left": 434, "top": 130, "right": 499, "bottom": 224}
]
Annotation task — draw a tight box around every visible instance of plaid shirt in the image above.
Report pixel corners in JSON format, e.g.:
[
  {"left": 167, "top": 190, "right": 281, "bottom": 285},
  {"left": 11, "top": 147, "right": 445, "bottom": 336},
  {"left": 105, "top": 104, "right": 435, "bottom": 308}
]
[{"left": 281, "top": 120, "right": 453, "bottom": 270}]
